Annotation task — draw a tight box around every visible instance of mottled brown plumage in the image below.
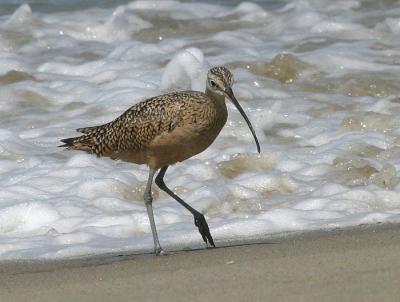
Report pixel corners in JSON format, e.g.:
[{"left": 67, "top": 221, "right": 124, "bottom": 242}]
[
  {"left": 60, "top": 66, "right": 260, "bottom": 255},
  {"left": 61, "top": 90, "right": 227, "bottom": 170}
]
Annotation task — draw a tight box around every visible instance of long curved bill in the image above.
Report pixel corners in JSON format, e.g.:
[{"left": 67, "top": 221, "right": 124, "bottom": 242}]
[{"left": 225, "top": 87, "right": 261, "bottom": 153}]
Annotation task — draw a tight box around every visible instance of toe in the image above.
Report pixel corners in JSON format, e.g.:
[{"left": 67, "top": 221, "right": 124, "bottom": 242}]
[
  {"left": 194, "top": 214, "right": 215, "bottom": 247},
  {"left": 155, "top": 246, "right": 165, "bottom": 256}
]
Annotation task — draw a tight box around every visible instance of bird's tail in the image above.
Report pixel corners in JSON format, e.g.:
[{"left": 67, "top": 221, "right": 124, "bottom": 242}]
[{"left": 58, "top": 135, "right": 96, "bottom": 154}]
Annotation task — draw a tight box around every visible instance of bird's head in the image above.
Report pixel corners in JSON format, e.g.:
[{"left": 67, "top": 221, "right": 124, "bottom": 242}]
[
  {"left": 206, "top": 66, "right": 234, "bottom": 95},
  {"left": 207, "top": 66, "right": 260, "bottom": 153}
]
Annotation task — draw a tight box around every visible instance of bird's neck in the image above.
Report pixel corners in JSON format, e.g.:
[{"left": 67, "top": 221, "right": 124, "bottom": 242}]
[
  {"left": 205, "top": 88, "right": 228, "bottom": 124},
  {"left": 205, "top": 88, "right": 226, "bottom": 106}
]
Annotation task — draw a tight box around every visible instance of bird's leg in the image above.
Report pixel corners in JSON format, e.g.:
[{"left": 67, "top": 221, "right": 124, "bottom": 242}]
[
  {"left": 144, "top": 168, "right": 164, "bottom": 255},
  {"left": 155, "top": 166, "right": 215, "bottom": 248}
]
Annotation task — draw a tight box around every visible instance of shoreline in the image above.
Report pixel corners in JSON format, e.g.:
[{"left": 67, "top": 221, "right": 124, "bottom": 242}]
[
  {"left": 0, "top": 222, "right": 397, "bottom": 274},
  {"left": 2, "top": 223, "right": 400, "bottom": 301}
]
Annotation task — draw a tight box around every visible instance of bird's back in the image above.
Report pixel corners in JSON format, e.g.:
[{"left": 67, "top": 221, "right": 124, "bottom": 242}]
[{"left": 60, "top": 90, "right": 227, "bottom": 167}]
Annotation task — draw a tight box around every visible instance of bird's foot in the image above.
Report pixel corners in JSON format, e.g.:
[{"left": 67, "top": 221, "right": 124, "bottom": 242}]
[
  {"left": 154, "top": 246, "right": 166, "bottom": 256},
  {"left": 194, "top": 213, "right": 215, "bottom": 248}
]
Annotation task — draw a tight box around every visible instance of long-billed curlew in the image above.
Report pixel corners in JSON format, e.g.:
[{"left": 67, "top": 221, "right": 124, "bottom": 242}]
[{"left": 60, "top": 66, "right": 260, "bottom": 255}]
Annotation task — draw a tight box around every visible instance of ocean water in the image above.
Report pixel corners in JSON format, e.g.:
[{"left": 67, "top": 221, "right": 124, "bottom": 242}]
[{"left": 1, "top": 0, "right": 400, "bottom": 259}]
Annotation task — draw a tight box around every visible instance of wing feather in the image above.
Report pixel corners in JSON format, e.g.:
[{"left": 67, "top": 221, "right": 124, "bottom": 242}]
[{"left": 59, "top": 91, "right": 208, "bottom": 157}]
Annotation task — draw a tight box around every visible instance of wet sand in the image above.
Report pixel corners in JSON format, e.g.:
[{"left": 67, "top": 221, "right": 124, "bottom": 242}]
[{"left": 1, "top": 224, "right": 400, "bottom": 302}]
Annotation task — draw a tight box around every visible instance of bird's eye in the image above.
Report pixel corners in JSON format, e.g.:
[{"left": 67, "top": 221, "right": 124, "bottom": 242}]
[{"left": 210, "top": 80, "right": 216, "bottom": 87}]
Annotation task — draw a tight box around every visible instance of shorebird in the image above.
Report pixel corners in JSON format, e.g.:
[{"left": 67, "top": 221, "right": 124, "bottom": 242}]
[{"left": 60, "top": 66, "right": 260, "bottom": 255}]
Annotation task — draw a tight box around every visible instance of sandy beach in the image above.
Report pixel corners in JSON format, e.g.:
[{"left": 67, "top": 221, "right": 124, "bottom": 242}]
[
  {"left": 1, "top": 224, "right": 400, "bottom": 302},
  {"left": 1, "top": 2, "right": 400, "bottom": 301}
]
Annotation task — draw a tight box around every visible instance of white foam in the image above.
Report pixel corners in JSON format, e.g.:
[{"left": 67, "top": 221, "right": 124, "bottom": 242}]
[
  {"left": 4, "top": 4, "right": 33, "bottom": 27},
  {"left": 161, "top": 47, "right": 206, "bottom": 91},
  {"left": 0, "top": 0, "right": 399, "bottom": 259},
  {"left": 0, "top": 202, "right": 60, "bottom": 233}
]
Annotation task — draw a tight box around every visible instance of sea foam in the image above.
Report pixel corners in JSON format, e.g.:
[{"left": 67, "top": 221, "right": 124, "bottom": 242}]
[{"left": 0, "top": 0, "right": 400, "bottom": 259}]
